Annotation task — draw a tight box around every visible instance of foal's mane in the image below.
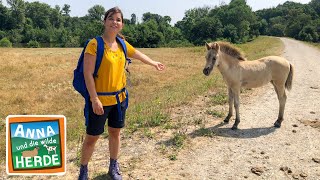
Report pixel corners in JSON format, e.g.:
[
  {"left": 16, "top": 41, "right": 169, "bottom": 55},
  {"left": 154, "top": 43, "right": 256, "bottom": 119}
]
[{"left": 217, "top": 41, "right": 246, "bottom": 61}]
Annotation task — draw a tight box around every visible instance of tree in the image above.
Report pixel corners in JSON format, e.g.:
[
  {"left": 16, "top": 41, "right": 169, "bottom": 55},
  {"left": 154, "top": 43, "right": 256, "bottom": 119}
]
[
  {"left": 190, "top": 17, "right": 223, "bottom": 45},
  {"left": 256, "top": 1, "right": 319, "bottom": 41},
  {"left": 0, "top": 3, "right": 9, "bottom": 30},
  {"left": 175, "top": 6, "right": 211, "bottom": 43},
  {"left": 223, "top": 24, "right": 238, "bottom": 42},
  {"left": 21, "top": 17, "right": 34, "bottom": 43},
  {"left": 87, "top": 5, "right": 105, "bottom": 21},
  {"left": 286, "top": 22, "right": 303, "bottom": 39},
  {"left": 299, "top": 25, "right": 319, "bottom": 42},
  {"left": 130, "top": 13, "right": 136, "bottom": 25},
  {"left": 184, "top": 6, "right": 210, "bottom": 20},
  {"left": 122, "top": 24, "right": 138, "bottom": 45},
  {"left": 218, "top": 0, "right": 257, "bottom": 42},
  {"left": 6, "top": 0, "right": 25, "bottom": 29},
  {"left": 309, "top": 0, "right": 320, "bottom": 16},
  {"left": 123, "top": 18, "right": 130, "bottom": 25},
  {"left": 136, "top": 19, "right": 164, "bottom": 47},
  {"left": 25, "top": 2, "right": 52, "bottom": 29},
  {"left": 6, "top": 29, "right": 23, "bottom": 43},
  {"left": 258, "top": 19, "right": 268, "bottom": 35},
  {"left": 62, "top": 4, "right": 70, "bottom": 16},
  {"left": 1, "top": 0, "right": 319, "bottom": 47},
  {"left": 142, "top": 12, "right": 162, "bottom": 23},
  {"left": 78, "top": 21, "right": 103, "bottom": 45},
  {"left": 50, "top": 5, "right": 64, "bottom": 28},
  {"left": 0, "top": 30, "right": 5, "bottom": 39},
  {"left": 269, "top": 24, "right": 285, "bottom": 37},
  {"left": 163, "top": 16, "right": 171, "bottom": 24}
]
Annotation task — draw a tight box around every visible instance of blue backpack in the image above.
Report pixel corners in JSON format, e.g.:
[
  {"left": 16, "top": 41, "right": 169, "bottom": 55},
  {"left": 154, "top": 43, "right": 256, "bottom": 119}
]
[{"left": 73, "top": 36, "right": 131, "bottom": 125}]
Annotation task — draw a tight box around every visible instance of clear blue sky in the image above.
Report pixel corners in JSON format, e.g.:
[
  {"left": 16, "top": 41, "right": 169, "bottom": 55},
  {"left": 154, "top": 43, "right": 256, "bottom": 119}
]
[{"left": 3, "top": 0, "right": 312, "bottom": 24}]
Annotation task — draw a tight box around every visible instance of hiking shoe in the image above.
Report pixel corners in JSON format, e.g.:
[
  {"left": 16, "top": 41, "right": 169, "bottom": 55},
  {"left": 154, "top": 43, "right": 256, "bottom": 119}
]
[
  {"left": 108, "top": 159, "right": 122, "bottom": 180},
  {"left": 78, "top": 164, "right": 88, "bottom": 180}
]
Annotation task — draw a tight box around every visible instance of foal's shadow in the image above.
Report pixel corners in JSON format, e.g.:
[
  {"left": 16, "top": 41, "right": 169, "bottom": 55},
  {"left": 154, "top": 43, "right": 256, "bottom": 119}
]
[
  {"left": 191, "top": 122, "right": 277, "bottom": 139},
  {"left": 158, "top": 122, "right": 277, "bottom": 148}
]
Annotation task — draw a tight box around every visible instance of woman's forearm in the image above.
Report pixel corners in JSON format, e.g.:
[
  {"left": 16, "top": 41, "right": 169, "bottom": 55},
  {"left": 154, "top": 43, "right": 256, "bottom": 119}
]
[
  {"left": 83, "top": 53, "right": 98, "bottom": 101},
  {"left": 132, "top": 50, "right": 156, "bottom": 67}
]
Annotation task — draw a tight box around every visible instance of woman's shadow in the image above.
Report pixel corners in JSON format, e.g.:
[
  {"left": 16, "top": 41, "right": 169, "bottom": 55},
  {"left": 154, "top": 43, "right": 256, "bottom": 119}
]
[{"left": 93, "top": 174, "right": 111, "bottom": 180}]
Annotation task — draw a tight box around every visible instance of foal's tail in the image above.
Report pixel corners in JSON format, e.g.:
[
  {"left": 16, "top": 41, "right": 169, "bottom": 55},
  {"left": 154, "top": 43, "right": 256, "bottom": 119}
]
[{"left": 285, "top": 63, "right": 294, "bottom": 91}]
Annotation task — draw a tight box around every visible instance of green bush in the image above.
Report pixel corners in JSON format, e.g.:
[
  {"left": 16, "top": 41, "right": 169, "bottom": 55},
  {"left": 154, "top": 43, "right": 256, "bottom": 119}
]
[
  {"left": 27, "top": 40, "right": 40, "bottom": 48},
  {"left": 64, "top": 36, "right": 80, "bottom": 47},
  {"left": 0, "top": 37, "right": 12, "bottom": 47},
  {"left": 164, "top": 40, "right": 194, "bottom": 48}
]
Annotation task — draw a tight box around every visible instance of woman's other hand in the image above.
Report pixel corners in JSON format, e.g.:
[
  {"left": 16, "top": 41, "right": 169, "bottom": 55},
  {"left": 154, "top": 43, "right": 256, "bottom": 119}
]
[{"left": 91, "top": 97, "right": 104, "bottom": 115}]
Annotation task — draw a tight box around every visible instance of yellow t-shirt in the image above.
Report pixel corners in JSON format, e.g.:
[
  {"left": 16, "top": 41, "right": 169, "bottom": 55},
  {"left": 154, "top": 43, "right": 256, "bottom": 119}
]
[{"left": 84, "top": 37, "right": 135, "bottom": 106}]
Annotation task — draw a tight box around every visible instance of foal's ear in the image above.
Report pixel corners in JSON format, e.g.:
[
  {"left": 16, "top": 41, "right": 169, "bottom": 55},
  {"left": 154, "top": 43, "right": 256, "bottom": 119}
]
[
  {"left": 213, "top": 42, "right": 220, "bottom": 50},
  {"left": 205, "top": 42, "right": 211, "bottom": 50}
]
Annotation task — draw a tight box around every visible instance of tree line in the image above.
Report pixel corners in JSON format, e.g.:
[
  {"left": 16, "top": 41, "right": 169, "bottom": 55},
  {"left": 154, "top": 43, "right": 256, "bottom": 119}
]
[{"left": 0, "top": 0, "right": 319, "bottom": 48}]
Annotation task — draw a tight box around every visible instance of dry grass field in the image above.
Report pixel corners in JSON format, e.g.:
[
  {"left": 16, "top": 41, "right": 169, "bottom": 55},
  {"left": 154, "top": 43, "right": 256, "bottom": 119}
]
[{"left": 0, "top": 36, "right": 283, "bottom": 168}]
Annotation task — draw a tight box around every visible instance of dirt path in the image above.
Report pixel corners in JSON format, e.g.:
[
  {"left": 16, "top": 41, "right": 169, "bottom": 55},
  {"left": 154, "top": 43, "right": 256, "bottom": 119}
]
[{"left": 118, "top": 38, "right": 320, "bottom": 180}]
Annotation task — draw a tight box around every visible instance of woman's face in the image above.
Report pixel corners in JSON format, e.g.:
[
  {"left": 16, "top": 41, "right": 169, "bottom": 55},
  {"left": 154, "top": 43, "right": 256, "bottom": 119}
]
[{"left": 104, "top": 12, "right": 123, "bottom": 34}]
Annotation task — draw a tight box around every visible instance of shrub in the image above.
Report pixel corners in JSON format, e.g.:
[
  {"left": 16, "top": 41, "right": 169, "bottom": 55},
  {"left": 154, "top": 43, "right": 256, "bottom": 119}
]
[
  {"left": 165, "top": 40, "right": 194, "bottom": 48},
  {"left": 27, "top": 40, "right": 40, "bottom": 48},
  {"left": 64, "top": 36, "right": 80, "bottom": 47},
  {"left": 0, "top": 37, "right": 12, "bottom": 47}
]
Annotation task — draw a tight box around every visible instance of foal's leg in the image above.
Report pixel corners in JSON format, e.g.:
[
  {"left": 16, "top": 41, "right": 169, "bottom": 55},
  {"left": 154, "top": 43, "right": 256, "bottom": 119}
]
[
  {"left": 224, "top": 88, "right": 233, "bottom": 123},
  {"left": 273, "top": 83, "right": 287, "bottom": 128},
  {"left": 232, "top": 89, "right": 241, "bottom": 130}
]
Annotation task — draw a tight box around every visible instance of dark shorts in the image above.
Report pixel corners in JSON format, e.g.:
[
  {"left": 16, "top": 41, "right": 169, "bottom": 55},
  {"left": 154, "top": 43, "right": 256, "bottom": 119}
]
[{"left": 86, "top": 101, "right": 126, "bottom": 136}]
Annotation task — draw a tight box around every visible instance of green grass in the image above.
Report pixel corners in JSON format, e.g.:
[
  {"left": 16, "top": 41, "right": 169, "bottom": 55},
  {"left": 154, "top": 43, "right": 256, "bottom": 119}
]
[
  {"left": 168, "top": 154, "right": 177, "bottom": 161},
  {"left": 312, "top": 43, "right": 320, "bottom": 49},
  {"left": 171, "top": 132, "right": 187, "bottom": 149},
  {"left": 206, "top": 110, "right": 225, "bottom": 118},
  {"left": 124, "top": 74, "right": 221, "bottom": 134},
  {"left": 301, "top": 40, "right": 320, "bottom": 50},
  {"left": 209, "top": 92, "right": 228, "bottom": 105},
  {"left": 194, "top": 128, "right": 215, "bottom": 138}
]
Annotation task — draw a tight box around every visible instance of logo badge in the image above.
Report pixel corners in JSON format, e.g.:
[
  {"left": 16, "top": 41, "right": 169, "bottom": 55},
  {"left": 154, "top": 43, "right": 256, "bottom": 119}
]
[{"left": 6, "top": 115, "right": 66, "bottom": 175}]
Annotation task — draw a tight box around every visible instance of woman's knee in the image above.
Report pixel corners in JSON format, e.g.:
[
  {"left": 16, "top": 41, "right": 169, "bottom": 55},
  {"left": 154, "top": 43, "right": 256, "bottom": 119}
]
[
  {"left": 108, "top": 127, "right": 121, "bottom": 138},
  {"left": 83, "top": 134, "right": 99, "bottom": 146}
]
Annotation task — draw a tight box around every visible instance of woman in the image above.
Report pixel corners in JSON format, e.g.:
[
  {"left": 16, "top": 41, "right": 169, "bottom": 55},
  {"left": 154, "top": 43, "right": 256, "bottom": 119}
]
[{"left": 78, "top": 6, "right": 165, "bottom": 180}]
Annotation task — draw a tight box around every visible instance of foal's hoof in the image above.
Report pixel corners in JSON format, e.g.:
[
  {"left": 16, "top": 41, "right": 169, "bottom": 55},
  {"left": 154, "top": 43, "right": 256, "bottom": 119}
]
[
  {"left": 223, "top": 115, "right": 232, "bottom": 123},
  {"left": 231, "top": 126, "right": 238, "bottom": 130},
  {"left": 274, "top": 121, "right": 281, "bottom": 128}
]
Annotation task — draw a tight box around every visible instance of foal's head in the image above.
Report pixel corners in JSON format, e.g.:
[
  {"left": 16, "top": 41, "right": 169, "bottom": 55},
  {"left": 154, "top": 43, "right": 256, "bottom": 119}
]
[
  {"left": 203, "top": 41, "right": 246, "bottom": 76},
  {"left": 203, "top": 42, "right": 220, "bottom": 76}
]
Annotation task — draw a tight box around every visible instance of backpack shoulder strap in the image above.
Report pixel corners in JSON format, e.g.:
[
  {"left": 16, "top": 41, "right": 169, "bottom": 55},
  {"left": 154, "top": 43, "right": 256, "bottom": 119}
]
[
  {"left": 116, "top": 36, "right": 131, "bottom": 64},
  {"left": 93, "top": 36, "right": 104, "bottom": 77}
]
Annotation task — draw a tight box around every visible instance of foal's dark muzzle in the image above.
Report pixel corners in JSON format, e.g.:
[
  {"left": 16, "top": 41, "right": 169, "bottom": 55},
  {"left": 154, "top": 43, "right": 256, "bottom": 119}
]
[{"left": 203, "top": 67, "right": 211, "bottom": 76}]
